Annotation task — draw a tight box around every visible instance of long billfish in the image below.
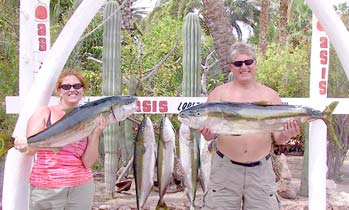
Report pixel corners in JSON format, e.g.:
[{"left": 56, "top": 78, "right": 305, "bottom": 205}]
[
  {"left": 178, "top": 101, "right": 342, "bottom": 149},
  {"left": 0, "top": 95, "right": 137, "bottom": 154},
  {"left": 156, "top": 116, "right": 176, "bottom": 210},
  {"left": 133, "top": 116, "right": 156, "bottom": 210},
  {"left": 178, "top": 123, "right": 200, "bottom": 210}
]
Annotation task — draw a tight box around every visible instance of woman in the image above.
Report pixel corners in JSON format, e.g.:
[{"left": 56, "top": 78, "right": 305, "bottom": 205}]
[{"left": 14, "top": 69, "right": 108, "bottom": 210}]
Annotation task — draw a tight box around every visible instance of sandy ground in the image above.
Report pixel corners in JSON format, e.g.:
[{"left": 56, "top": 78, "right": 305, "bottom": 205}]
[{"left": 92, "top": 156, "right": 349, "bottom": 210}]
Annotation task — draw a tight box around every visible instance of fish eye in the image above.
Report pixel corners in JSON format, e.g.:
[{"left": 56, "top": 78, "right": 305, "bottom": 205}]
[{"left": 195, "top": 112, "right": 201, "bottom": 116}]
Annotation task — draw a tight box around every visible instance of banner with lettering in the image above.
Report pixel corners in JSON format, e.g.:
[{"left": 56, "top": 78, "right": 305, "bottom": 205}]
[{"left": 309, "top": 16, "right": 330, "bottom": 98}]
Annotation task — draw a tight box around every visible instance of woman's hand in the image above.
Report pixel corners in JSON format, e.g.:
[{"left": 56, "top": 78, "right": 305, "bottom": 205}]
[
  {"left": 95, "top": 114, "right": 109, "bottom": 132},
  {"left": 14, "top": 137, "right": 29, "bottom": 153}
]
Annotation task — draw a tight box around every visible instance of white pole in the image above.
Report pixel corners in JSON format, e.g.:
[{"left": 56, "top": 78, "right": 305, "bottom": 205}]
[
  {"left": 308, "top": 11, "right": 331, "bottom": 210},
  {"left": 19, "top": 0, "right": 35, "bottom": 97}
]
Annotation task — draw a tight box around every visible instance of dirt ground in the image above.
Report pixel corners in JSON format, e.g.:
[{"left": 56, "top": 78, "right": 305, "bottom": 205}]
[{"left": 92, "top": 156, "right": 349, "bottom": 210}]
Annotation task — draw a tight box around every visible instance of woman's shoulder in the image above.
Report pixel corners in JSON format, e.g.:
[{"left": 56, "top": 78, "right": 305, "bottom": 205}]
[{"left": 32, "top": 106, "right": 51, "bottom": 115}]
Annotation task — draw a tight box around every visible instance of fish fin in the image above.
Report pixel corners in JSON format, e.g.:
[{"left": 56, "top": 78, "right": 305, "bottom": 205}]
[
  {"left": 252, "top": 101, "right": 272, "bottom": 106},
  {"left": 0, "top": 133, "right": 14, "bottom": 156},
  {"left": 156, "top": 200, "right": 169, "bottom": 210},
  {"left": 63, "top": 108, "right": 74, "bottom": 114},
  {"left": 322, "top": 101, "right": 343, "bottom": 151},
  {"left": 142, "top": 144, "right": 146, "bottom": 155}
]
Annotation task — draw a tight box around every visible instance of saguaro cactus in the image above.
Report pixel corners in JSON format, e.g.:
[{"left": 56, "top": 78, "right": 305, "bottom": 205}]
[
  {"left": 102, "top": 0, "right": 122, "bottom": 198},
  {"left": 180, "top": 12, "right": 202, "bottom": 208},
  {"left": 182, "top": 12, "right": 201, "bottom": 97}
]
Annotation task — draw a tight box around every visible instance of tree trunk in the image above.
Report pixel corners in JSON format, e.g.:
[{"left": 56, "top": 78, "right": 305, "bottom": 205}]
[
  {"left": 119, "top": 0, "right": 135, "bottom": 31},
  {"left": 279, "top": 0, "right": 289, "bottom": 45},
  {"left": 202, "top": 0, "right": 235, "bottom": 82},
  {"left": 259, "top": 0, "right": 269, "bottom": 56}
]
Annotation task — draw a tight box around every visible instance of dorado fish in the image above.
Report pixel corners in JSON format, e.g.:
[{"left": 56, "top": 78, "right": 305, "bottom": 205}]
[
  {"left": 0, "top": 95, "right": 137, "bottom": 154},
  {"left": 133, "top": 116, "right": 156, "bottom": 210},
  {"left": 156, "top": 116, "right": 176, "bottom": 210},
  {"left": 178, "top": 123, "right": 200, "bottom": 210},
  {"left": 178, "top": 101, "right": 342, "bottom": 149}
]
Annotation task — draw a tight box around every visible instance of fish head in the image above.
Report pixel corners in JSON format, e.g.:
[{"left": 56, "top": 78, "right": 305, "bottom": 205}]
[
  {"left": 111, "top": 96, "right": 138, "bottom": 121},
  {"left": 135, "top": 116, "right": 155, "bottom": 144},
  {"left": 160, "top": 116, "right": 176, "bottom": 143},
  {"left": 178, "top": 104, "right": 208, "bottom": 129},
  {"left": 143, "top": 116, "right": 155, "bottom": 143}
]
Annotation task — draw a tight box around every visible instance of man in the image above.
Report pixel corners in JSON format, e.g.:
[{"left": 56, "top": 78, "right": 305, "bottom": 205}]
[{"left": 199, "top": 42, "right": 300, "bottom": 210}]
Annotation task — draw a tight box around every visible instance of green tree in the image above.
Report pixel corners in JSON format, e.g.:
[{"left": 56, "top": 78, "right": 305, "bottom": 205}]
[{"left": 256, "top": 43, "right": 310, "bottom": 97}]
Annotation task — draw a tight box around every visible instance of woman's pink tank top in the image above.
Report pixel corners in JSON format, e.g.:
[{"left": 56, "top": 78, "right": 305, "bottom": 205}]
[{"left": 30, "top": 139, "right": 93, "bottom": 188}]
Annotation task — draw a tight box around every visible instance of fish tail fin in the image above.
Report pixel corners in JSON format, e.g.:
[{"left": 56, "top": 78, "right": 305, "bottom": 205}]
[
  {"left": 322, "top": 101, "right": 343, "bottom": 151},
  {"left": 156, "top": 200, "right": 169, "bottom": 210},
  {"left": 0, "top": 132, "right": 14, "bottom": 156}
]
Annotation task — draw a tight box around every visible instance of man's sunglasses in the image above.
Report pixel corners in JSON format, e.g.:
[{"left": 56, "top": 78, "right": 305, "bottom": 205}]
[
  {"left": 231, "top": 59, "right": 254, "bottom": 67},
  {"left": 60, "top": 83, "right": 83, "bottom": 90}
]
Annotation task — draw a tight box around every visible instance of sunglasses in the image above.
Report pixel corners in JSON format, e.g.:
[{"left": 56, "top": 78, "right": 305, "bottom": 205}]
[
  {"left": 60, "top": 83, "right": 83, "bottom": 90},
  {"left": 231, "top": 59, "right": 254, "bottom": 67}
]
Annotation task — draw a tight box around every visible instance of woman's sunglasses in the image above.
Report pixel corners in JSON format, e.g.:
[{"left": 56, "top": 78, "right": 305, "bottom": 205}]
[
  {"left": 60, "top": 83, "right": 83, "bottom": 90},
  {"left": 232, "top": 59, "right": 254, "bottom": 67}
]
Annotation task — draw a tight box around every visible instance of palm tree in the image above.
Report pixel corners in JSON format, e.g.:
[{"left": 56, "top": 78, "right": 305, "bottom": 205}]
[
  {"left": 202, "top": 0, "right": 235, "bottom": 81},
  {"left": 279, "top": 0, "right": 288, "bottom": 45},
  {"left": 259, "top": 0, "right": 269, "bottom": 56},
  {"left": 224, "top": 0, "right": 259, "bottom": 41}
]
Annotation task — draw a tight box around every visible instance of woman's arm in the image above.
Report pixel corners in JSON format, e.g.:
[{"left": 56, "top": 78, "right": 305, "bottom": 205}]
[
  {"left": 81, "top": 115, "right": 108, "bottom": 168},
  {"left": 14, "top": 107, "right": 50, "bottom": 155}
]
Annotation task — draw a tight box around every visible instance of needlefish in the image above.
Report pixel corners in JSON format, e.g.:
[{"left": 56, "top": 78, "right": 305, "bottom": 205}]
[
  {"left": 133, "top": 116, "right": 156, "bottom": 210},
  {"left": 156, "top": 116, "right": 176, "bottom": 210},
  {"left": 178, "top": 101, "right": 342, "bottom": 149},
  {"left": 0, "top": 95, "right": 137, "bottom": 155},
  {"left": 178, "top": 123, "right": 200, "bottom": 210}
]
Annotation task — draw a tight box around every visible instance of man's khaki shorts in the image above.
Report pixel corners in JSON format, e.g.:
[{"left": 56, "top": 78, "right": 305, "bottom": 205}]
[{"left": 203, "top": 151, "right": 280, "bottom": 210}]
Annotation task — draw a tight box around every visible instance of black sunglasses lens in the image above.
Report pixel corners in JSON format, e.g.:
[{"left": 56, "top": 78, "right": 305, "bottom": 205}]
[
  {"left": 233, "top": 61, "right": 243, "bottom": 67},
  {"left": 72, "top": 84, "right": 83, "bottom": 89},
  {"left": 61, "top": 84, "right": 71, "bottom": 90},
  {"left": 245, "top": 59, "right": 254, "bottom": 65}
]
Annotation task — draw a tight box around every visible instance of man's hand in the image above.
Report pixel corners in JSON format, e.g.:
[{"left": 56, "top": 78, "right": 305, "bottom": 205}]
[
  {"left": 199, "top": 127, "right": 217, "bottom": 141},
  {"left": 283, "top": 120, "right": 301, "bottom": 139}
]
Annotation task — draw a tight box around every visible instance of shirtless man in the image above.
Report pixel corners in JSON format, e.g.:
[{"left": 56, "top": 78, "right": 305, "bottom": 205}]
[{"left": 199, "top": 42, "right": 300, "bottom": 210}]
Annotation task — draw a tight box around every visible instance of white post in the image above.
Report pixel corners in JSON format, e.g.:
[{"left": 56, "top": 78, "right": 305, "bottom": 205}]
[
  {"left": 19, "top": 0, "right": 35, "bottom": 97},
  {"left": 308, "top": 13, "right": 331, "bottom": 210}
]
